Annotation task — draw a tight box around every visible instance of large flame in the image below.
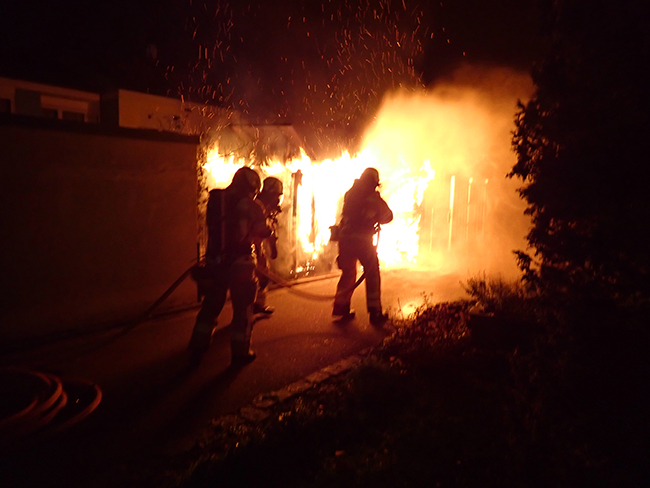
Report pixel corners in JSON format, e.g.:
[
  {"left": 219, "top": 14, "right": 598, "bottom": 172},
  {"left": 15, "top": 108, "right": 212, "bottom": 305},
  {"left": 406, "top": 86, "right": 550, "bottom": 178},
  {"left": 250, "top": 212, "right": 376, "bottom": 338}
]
[{"left": 202, "top": 68, "right": 532, "bottom": 278}]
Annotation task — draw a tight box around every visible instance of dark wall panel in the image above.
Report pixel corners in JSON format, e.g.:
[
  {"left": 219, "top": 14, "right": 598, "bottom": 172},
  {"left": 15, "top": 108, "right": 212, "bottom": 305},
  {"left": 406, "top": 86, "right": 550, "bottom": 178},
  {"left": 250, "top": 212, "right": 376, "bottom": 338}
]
[{"left": 0, "top": 120, "right": 199, "bottom": 345}]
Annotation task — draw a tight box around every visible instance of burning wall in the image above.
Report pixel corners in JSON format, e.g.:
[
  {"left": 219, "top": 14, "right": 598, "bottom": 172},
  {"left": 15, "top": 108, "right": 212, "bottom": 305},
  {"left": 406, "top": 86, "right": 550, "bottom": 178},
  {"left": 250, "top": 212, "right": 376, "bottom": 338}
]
[{"left": 201, "top": 67, "right": 533, "bottom": 280}]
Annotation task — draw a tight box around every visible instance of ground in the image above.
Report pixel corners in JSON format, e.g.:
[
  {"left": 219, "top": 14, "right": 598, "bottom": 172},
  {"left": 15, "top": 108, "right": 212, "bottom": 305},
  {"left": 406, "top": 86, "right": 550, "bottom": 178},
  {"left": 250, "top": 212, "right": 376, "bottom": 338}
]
[{"left": 124, "top": 298, "right": 648, "bottom": 488}]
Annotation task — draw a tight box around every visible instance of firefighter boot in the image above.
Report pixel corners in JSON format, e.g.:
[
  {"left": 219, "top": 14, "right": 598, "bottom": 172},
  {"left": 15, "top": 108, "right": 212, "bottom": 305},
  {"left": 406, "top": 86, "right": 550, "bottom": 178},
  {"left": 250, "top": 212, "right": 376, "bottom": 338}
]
[
  {"left": 369, "top": 309, "right": 389, "bottom": 327},
  {"left": 253, "top": 304, "right": 275, "bottom": 315},
  {"left": 188, "top": 321, "right": 215, "bottom": 354},
  {"left": 253, "top": 286, "right": 274, "bottom": 315},
  {"left": 332, "top": 303, "right": 356, "bottom": 321},
  {"left": 230, "top": 341, "right": 256, "bottom": 367}
]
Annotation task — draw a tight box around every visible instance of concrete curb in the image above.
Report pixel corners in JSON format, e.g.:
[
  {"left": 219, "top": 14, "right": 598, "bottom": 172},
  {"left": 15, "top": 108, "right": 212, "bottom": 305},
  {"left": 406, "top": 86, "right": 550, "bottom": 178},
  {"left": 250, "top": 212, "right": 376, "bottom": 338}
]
[
  {"left": 163, "top": 348, "right": 375, "bottom": 461},
  {"left": 198, "top": 322, "right": 399, "bottom": 444},
  {"left": 216, "top": 349, "right": 368, "bottom": 429}
]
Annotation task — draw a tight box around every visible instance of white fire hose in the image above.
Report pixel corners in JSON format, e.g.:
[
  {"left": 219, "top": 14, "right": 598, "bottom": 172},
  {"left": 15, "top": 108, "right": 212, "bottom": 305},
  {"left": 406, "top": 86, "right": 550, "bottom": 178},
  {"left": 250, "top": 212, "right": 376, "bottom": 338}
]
[
  {"left": 142, "top": 228, "right": 380, "bottom": 316},
  {"left": 254, "top": 226, "right": 381, "bottom": 301},
  {"left": 258, "top": 267, "right": 366, "bottom": 301}
]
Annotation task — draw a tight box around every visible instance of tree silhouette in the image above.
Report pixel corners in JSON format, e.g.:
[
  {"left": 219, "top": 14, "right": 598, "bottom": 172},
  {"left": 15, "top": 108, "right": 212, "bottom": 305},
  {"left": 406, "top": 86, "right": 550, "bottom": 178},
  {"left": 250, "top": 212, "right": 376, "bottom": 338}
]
[{"left": 510, "top": 0, "right": 650, "bottom": 311}]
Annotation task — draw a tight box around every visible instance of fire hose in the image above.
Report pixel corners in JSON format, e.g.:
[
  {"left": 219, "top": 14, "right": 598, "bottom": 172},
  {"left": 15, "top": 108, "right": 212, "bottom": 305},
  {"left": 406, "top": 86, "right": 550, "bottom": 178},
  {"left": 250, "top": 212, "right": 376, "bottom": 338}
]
[
  {"left": 0, "top": 229, "right": 375, "bottom": 446},
  {"left": 137, "top": 260, "right": 365, "bottom": 322},
  {"left": 0, "top": 367, "right": 103, "bottom": 450},
  {"left": 0, "top": 267, "right": 197, "bottom": 444},
  {"left": 0, "top": 265, "right": 199, "bottom": 446},
  {"left": 140, "top": 227, "right": 380, "bottom": 316},
  {"left": 0, "top": 266, "right": 360, "bottom": 447},
  {"left": 0, "top": 265, "right": 195, "bottom": 447},
  {"left": 258, "top": 267, "right": 366, "bottom": 301},
  {"left": 139, "top": 264, "right": 197, "bottom": 321},
  {"left": 141, "top": 228, "right": 382, "bottom": 317}
]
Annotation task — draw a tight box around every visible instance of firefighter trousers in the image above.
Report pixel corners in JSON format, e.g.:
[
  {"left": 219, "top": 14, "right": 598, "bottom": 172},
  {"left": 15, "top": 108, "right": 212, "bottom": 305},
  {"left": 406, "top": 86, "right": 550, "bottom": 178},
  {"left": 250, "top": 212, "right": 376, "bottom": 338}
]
[
  {"left": 191, "top": 256, "right": 258, "bottom": 357},
  {"left": 333, "top": 234, "right": 382, "bottom": 315},
  {"left": 254, "top": 252, "right": 271, "bottom": 308}
]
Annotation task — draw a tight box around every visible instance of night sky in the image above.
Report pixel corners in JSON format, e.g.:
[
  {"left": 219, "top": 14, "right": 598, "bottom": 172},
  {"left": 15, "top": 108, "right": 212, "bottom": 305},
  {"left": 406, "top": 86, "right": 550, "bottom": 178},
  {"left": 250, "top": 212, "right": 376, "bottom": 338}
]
[{"left": 1, "top": 0, "right": 541, "bottom": 151}]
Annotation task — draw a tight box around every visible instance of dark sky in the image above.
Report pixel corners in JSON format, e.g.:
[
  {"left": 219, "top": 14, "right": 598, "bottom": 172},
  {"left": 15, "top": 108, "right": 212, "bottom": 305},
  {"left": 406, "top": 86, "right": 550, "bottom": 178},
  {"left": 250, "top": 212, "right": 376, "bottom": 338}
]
[
  {"left": 1, "top": 0, "right": 541, "bottom": 150},
  {"left": 1, "top": 1, "right": 540, "bottom": 88},
  {"left": 0, "top": 0, "right": 182, "bottom": 91}
]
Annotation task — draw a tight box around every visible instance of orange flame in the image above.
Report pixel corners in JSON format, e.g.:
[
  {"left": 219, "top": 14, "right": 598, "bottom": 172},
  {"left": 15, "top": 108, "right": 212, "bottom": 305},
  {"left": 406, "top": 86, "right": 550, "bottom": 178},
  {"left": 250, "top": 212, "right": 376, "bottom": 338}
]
[{"left": 203, "top": 72, "right": 531, "bottom": 278}]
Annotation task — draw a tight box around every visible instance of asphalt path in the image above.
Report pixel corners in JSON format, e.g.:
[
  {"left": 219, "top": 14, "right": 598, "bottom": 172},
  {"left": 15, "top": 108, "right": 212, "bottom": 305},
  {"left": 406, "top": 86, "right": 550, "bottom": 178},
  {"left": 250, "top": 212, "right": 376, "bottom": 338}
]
[{"left": 0, "top": 268, "right": 467, "bottom": 488}]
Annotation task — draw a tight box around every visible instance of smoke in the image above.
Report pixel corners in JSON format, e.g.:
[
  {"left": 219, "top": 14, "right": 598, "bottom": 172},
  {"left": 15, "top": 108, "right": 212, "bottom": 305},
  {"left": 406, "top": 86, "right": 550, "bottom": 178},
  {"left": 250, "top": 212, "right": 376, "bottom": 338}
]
[
  {"left": 199, "top": 64, "right": 535, "bottom": 281},
  {"left": 361, "top": 65, "right": 534, "bottom": 279}
]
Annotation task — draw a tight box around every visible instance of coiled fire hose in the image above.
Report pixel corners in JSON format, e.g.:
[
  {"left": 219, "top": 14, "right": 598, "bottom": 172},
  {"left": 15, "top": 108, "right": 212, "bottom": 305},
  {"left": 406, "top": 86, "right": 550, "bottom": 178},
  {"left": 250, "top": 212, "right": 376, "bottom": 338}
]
[
  {"left": 0, "top": 367, "right": 102, "bottom": 449},
  {"left": 0, "top": 231, "right": 374, "bottom": 446},
  {"left": 0, "top": 266, "right": 360, "bottom": 447}
]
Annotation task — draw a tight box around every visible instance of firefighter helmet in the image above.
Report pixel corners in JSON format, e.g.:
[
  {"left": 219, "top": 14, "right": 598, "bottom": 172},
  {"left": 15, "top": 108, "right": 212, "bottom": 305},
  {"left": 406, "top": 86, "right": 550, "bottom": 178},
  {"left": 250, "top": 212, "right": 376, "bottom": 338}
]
[
  {"left": 360, "top": 167, "right": 380, "bottom": 188},
  {"left": 261, "top": 176, "right": 283, "bottom": 196},
  {"left": 232, "top": 166, "right": 262, "bottom": 195}
]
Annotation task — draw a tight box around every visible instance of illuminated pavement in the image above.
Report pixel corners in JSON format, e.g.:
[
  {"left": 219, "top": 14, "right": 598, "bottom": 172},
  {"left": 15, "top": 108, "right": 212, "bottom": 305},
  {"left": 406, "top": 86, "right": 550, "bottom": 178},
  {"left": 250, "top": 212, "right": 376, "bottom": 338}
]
[{"left": 0, "top": 268, "right": 467, "bottom": 488}]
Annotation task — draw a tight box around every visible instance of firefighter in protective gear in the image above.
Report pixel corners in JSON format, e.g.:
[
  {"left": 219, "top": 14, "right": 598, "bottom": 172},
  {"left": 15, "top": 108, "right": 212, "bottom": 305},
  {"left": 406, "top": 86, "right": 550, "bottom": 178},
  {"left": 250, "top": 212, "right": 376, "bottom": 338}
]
[
  {"left": 333, "top": 167, "right": 393, "bottom": 325},
  {"left": 189, "top": 166, "right": 272, "bottom": 366},
  {"left": 253, "top": 176, "right": 283, "bottom": 315}
]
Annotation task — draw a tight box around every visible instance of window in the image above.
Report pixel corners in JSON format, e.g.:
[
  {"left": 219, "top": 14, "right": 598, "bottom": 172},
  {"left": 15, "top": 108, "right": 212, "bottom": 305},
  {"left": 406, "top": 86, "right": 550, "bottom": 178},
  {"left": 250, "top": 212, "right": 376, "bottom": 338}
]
[
  {"left": 41, "top": 95, "right": 91, "bottom": 123},
  {"left": 62, "top": 110, "right": 85, "bottom": 122},
  {"left": 42, "top": 107, "right": 58, "bottom": 119}
]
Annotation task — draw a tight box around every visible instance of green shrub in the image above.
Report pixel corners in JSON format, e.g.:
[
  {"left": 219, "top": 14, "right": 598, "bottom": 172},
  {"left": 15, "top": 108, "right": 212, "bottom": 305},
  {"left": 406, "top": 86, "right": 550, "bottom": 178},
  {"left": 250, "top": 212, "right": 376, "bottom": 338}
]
[{"left": 462, "top": 273, "right": 540, "bottom": 323}]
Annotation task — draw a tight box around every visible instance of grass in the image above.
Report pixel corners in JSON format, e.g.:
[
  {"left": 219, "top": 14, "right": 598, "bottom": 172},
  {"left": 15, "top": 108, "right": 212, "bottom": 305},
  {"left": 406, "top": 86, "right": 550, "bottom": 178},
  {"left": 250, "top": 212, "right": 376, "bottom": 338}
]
[{"left": 147, "top": 276, "right": 649, "bottom": 488}]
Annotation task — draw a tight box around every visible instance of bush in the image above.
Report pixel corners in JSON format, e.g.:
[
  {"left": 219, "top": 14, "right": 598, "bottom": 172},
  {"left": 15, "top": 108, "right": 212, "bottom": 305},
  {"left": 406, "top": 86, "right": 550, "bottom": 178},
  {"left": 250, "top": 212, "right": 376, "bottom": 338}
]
[
  {"left": 462, "top": 273, "right": 540, "bottom": 323},
  {"left": 165, "top": 294, "right": 649, "bottom": 487}
]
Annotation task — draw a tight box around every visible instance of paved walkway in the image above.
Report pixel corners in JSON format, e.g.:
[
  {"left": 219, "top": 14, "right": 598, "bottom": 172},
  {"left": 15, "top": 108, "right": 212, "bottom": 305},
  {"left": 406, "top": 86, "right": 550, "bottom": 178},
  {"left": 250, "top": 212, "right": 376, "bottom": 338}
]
[{"left": 0, "top": 269, "right": 466, "bottom": 488}]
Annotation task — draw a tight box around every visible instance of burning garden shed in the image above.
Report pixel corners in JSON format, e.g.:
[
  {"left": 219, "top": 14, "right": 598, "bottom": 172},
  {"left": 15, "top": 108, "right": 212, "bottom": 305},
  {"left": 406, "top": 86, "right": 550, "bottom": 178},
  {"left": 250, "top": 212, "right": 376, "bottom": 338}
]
[{"left": 199, "top": 68, "right": 532, "bottom": 282}]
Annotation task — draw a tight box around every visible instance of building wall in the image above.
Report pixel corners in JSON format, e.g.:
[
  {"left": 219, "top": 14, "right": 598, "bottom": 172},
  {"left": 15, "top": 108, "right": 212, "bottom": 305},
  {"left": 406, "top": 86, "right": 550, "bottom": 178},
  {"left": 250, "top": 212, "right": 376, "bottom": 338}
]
[
  {"left": 0, "top": 115, "right": 200, "bottom": 347},
  {"left": 101, "top": 89, "right": 235, "bottom": 135}
]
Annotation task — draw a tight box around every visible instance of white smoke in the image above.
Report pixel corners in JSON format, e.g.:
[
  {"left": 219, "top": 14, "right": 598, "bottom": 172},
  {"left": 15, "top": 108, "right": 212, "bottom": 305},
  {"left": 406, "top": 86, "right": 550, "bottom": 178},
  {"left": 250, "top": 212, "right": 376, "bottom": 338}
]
[{"left": 359, "top": 65, "right": 534, "bottom": 279}]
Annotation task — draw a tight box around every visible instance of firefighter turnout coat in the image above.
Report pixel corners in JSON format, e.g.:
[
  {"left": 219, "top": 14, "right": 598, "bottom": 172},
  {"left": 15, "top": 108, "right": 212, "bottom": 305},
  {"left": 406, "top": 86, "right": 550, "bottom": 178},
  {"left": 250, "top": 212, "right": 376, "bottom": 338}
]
[
  {"left": 192, "top": 186, "right": 271, "bottom": 359},
  {"left": 333, "top": 178, "right": 393, "bottom": 316}
]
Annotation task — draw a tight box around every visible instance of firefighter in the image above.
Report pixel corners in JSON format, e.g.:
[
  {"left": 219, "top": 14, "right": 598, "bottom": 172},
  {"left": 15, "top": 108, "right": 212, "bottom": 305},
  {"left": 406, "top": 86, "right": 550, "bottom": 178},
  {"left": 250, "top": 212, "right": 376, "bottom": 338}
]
[
  {"left": 189, "top": 166, "right": 271, "bottom": 366},
  {"left": 333, "top": 167, "right": 393, "bottom": 325},
  {"left": 253, "top": 176, "right": 284, "bottom": 315}
]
